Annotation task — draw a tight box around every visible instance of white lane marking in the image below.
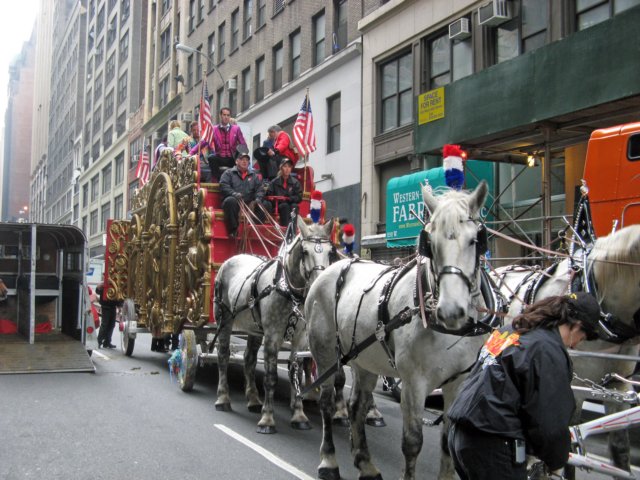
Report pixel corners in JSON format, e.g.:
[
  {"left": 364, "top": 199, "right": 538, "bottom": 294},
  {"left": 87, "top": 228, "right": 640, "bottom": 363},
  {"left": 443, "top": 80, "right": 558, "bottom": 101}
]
[
  {"left": 92, "top": 350, "right": 110, "bottom": 360},
  {"left": 214, "top": 424, "right": 315, "bottom": 480}
]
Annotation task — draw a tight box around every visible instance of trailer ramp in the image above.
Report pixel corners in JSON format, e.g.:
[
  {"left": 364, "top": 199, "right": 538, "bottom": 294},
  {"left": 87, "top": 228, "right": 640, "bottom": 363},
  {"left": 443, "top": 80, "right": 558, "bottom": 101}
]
[{"left": 0, "top": 333, "right": 95, "bottom": 374}]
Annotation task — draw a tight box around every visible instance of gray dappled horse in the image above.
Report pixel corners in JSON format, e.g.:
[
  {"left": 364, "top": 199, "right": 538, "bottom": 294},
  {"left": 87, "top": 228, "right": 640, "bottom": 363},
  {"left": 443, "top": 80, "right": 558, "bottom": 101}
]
[
  {"left": 492, "top": 223, "right": 640, "bottom": 474},
  {"left": 306, "top": 182, "right": 496, "bottom": 480},
  {"left": 214, "top": 216, "right": 335, "bottom": 433}
]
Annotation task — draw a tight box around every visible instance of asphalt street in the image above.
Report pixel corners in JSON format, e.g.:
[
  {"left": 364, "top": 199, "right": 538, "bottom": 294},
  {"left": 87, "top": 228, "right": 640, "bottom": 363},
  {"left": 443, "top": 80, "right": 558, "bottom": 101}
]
[{"left": 0, "top": 332, "right": 637, "bottom": 480}]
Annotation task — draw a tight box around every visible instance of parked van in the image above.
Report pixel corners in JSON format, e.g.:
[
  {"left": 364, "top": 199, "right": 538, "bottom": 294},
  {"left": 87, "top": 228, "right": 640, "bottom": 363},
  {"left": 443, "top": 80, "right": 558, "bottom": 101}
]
[{"left": 86, "top": 255, "right": 104, "bottom": 293}]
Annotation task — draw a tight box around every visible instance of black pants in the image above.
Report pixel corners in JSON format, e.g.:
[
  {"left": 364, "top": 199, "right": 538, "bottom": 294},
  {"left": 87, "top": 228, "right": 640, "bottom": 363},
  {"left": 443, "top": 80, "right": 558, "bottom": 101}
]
[
  {"left": 208, "top": 155, "right": 235, "bottom": 181},
  {"left": 448, "top": 423, "right": 527, "bottom": 480},
  {"left": 98, "top": 306, "right": 117, "bottom": 347},
  {"left": 222, "top": 196, "right": 267, "bottom": 234},
  {"left": 264, "top": 201, "right": 297, "bottom": 226}
]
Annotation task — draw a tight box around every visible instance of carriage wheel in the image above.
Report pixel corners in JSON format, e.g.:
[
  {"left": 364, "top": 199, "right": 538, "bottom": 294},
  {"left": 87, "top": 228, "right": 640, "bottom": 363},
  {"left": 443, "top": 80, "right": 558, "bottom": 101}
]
[
  {"left": 178, "top": 329, "right": 198, "bottom": 392},
  {"left": 120, "top": 299, "right": 136, "bottom": 357}
]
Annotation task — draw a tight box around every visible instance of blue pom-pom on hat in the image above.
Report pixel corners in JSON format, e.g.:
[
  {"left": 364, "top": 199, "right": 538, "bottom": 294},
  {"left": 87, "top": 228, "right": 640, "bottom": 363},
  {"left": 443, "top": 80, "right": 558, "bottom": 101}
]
[{"left": 443, "top": 144, "right": 465, "bottom": 190}]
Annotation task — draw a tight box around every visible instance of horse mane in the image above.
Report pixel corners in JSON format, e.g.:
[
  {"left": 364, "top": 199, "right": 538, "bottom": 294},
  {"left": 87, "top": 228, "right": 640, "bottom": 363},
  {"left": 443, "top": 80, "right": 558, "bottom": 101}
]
[
  {"left": 588, "top": 224, "right": 640, "bottom": 301},
  {"left": 429, "top": 189, "right": 478, "bottom": 238}
]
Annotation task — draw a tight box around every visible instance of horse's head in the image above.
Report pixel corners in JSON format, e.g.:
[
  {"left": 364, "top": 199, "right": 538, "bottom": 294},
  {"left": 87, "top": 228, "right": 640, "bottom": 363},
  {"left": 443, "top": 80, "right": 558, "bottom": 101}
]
[
  {"left": 420, "top": 181, "right": 489, "bottom": 331},
  {"left": 588, "top": 224, "right": 640, "bottom": 338},
  {"left": 286, "top": 216, "right": 336, "bottom": 293}
]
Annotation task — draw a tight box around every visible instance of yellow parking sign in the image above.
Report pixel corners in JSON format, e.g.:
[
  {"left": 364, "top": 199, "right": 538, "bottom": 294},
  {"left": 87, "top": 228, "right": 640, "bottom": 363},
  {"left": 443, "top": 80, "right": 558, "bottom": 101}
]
[{"left": 418, "top": 87, "right": 445, "bottom": 125}]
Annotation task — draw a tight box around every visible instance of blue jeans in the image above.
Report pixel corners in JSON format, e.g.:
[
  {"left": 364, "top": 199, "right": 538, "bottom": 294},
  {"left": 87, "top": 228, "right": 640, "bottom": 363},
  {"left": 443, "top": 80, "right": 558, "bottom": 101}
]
[{"left": 448, "top": 423, "right": 527, "bottom": 480}]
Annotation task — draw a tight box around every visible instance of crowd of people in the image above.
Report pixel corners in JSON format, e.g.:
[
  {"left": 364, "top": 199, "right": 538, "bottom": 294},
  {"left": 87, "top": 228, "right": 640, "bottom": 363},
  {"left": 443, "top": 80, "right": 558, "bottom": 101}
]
[{"left": 153, "top": 108, "right": 303, "bottom": 234}]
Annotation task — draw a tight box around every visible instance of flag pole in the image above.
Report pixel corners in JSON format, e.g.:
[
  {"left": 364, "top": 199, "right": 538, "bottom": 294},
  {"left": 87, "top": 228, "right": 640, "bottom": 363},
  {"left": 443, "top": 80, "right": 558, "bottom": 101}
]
[{"left": 303, "top": 88, "right": 309, "bottom": 197}]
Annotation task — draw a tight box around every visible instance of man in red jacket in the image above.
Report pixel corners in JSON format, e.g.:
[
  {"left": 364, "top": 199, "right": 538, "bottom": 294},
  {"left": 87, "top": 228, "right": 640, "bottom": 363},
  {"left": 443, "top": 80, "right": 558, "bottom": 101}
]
[{"left": 263, "top": 125, "right": 299, "bottom": 181}]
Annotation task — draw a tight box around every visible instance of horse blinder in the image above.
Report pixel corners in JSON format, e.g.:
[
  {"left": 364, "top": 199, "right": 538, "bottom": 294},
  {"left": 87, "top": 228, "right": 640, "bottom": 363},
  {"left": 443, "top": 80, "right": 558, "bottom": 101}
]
[{"left": 418, "top": 230, "right": 432, "bottom": 258}]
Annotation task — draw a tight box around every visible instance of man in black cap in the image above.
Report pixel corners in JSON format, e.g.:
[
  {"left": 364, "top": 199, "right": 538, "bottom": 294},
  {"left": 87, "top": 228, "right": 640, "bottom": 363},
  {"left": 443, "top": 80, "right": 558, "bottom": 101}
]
[
  {"left": 447, "top": 292, "right": 600, "bottom": 480},
  {"left": 219, "top": 145, "right": 266, "bottom": 238}
]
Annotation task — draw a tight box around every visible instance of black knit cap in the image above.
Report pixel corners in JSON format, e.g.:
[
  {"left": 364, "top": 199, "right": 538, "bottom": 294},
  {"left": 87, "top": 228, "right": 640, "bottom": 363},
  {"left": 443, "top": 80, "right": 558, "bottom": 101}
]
[{"left": 566, "top": 292, "right": 600, "bottom": 341}]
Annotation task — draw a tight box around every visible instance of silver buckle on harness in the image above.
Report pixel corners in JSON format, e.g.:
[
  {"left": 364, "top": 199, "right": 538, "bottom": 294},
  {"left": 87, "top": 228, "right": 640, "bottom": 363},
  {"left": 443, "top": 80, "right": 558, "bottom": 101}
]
[
  {"left": 376, "top": 321, "right": 397, "bottom": 370},
  {"left": 247, "top": 296, "right": 256, "bottom": 309}
]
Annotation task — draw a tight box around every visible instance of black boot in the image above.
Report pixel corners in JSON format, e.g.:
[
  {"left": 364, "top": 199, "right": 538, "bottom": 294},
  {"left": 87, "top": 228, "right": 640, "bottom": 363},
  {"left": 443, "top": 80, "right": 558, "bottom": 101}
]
[{"left": 151, "top": 338, "right": 158, "bottom": 352}]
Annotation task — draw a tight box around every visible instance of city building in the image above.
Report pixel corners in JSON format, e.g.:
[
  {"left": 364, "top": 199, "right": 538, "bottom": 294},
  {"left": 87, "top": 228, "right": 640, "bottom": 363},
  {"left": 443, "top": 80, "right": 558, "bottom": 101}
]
[
  {"left": 359, "top": 0, "right": 640, "bottom": 260},
  {"left": 1, "top": 32, "right": 35, "bottom": 222},
  {"left": 138, "top": 0, "right": 381, "bottom": 231},
  {"left": 30, "top": 0, "right": 55, "bottom": 224},
  {"left": 78, "top": 0, "right": 146, "bottom": 258},
  {"left": 44, "top": 0, "right": 87, "bottom": 226}
]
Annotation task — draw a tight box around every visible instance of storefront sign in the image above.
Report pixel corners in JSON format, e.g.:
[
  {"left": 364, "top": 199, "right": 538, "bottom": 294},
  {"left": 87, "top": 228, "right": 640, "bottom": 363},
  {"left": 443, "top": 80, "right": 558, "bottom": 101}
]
[{"left": 418, "top": 87, "right": 445, "bottom": 125}]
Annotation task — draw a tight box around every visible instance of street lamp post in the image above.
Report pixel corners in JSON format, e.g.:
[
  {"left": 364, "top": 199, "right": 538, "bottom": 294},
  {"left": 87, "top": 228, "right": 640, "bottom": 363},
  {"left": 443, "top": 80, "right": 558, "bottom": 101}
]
[{"left": 175, "top": 43, "right": 225, "bottom": 90}]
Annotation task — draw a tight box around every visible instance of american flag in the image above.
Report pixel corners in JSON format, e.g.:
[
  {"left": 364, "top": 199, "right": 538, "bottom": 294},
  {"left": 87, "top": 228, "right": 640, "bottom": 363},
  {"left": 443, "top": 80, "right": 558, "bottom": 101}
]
[
  {"left": 199, "top": 77, "right": 214, "bottom": 145},
  {"left": 293, "top": 94, "right": 316, "bottom": 156},
  {"left": 135, "top": 151, "right": 150, "bottom": 186}
]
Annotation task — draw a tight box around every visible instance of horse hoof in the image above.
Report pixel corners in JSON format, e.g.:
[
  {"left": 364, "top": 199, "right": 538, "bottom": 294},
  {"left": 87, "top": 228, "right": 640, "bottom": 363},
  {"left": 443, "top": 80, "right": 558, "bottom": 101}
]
[
  {"left": 247, "top": 404, "right": 262, "bottom": 413},
  {"left": 365, "top": 417, "right": 386, "bottom": 428},
  {"left": 256, "top": 425, "right": 277, "bottom": 434},
  {"left": 332, "top": 417, "right": 350, "bottom": 427},
  {"left": 215, "top": 403, "right": 232, "bottom": 412},
  {"left": 291, "top": 420, "right": 312, "bottom": 430},
  {"left": 318, "top": 467, "right": 340, "bottom": 480}
]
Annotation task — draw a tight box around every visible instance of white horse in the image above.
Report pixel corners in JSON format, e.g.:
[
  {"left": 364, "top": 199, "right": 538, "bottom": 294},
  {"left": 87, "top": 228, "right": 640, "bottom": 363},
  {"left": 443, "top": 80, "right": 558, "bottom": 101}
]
[
  {"left": 306, "top": 182, "right": 499, "bottom": 480},
  {"left": 214, "top": 216, "right": 335, "bottom": 433},
  {"left": 492, "top": 223, "right": 640, "bottom": 472}
]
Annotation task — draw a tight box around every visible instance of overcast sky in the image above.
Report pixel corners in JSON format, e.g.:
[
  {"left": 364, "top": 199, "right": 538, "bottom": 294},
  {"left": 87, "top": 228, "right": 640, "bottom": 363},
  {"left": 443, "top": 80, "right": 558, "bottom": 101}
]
[{"left": 0, "top": 0, "right": 39, "bottom": 135}]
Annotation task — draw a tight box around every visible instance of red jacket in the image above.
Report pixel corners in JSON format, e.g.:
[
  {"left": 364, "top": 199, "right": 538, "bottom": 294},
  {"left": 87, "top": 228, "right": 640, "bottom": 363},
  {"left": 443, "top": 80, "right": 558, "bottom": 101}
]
[{"left": 274, "top": 131, "right": 299, "bottom": 166}]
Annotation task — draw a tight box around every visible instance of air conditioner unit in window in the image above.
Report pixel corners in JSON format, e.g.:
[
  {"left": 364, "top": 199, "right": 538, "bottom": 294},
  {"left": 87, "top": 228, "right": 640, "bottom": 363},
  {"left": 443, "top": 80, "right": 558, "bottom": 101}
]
[
  {"left": 478, "top": 0, "right": 511, "bottom": 26},
  {"left": 179, "top": 112, "right": 193, "bottom": 123},
  {"left": 449, "top": 18, "right": 471, "bottom": 40},
  {"left": 226, "top": 78, "right": 237, "bottom": 91}
]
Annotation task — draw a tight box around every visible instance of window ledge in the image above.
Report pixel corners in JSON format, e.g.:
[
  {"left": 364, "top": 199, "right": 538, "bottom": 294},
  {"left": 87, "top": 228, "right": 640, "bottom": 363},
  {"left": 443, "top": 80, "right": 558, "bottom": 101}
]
[
  {"left": 229, "top": 46, "right": 239, "bottom": 56},
  {"left": 254, "top": 23, "right": 266, "bottom": 34},
  {"left": 241, "top": 35, "right": 252, "bottom": 46}
]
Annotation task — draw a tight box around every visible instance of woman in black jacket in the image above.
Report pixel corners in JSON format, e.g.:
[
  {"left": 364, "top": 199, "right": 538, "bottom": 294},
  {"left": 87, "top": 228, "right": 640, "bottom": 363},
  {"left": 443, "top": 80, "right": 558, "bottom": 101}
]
[
  {"left": 447, "top": 292, "right": 601, "bottom": 480},
  {"left": 266, "top": 158, "right": 302, "bottom": 226}
]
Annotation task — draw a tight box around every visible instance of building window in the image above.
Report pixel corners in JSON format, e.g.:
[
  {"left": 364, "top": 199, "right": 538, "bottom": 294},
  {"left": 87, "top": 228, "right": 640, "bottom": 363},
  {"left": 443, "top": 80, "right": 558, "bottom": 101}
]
[
  {"left": 92, "top": 140, "right": 101, "bottom": 160},
  {"left": 187, "top": 54, "right": 194, "bottom": 88},
  {"left": 116, "top": 111, "right": 126, "bottom": 137},
  {"left": 101, "top": 202, "right": 111, "bottom": 231},
  {"left": 114, "top": 194, "right": 123, "bottom": 219},
  {"left": 159, "top": 76, "right": 170, "bottom": 106},
  {"left": 95, "top": 39, "right": 104, "bottom": 67},
  {"left": 273, "top": 0, "right": 285, "bottom": 15},
  {"left": 198, "top": 0, "right": 204, "bottom": 22},
  {"left": 333, "top": 0, "right": 347, "bottom": 53},
  {"left": 90, "top": 210, "right": 99, "bottom": 235},
  {"left": 104, "top": 89, "right": 114, "bottom": 119},
  {"left": 107, "top": 15, "right": 117, "bottom": 48},
  {"left": 85, "top": 88, "right": 92, "bottom": 114},
  {"left": 102, "top": 163, "right": 112, "bottom": 194},
  {"left": 231, "top": 9, "right": 240, "bottom": 51},
  {"left": 229, "top": 78, "right": 237, "bottom": 116},
  {"left": 160, "top": 27, "right": 172, "bottom": 63},
  {"left": 575, "top": 0, "right": 639, "bottom": 30},
  {"left": 82, "top": 183, "right": 89, "bottom": 207},
  {"left": 91, "top": 175, "right": 100, "bottom": 201},
  {"left": 273, "top": 43, "right": 283, "bottom": 90},
  {"left": 119, "top": 30, "right": 129, "bottom": 64},
  {"left": 120, "top": 0, "right": 130, "bottom": 24},
  {"left": 106, "top": 52, "right": 115, "bottom": 80},
  {"left": 207, "top": 33, "right": 215, "bottom": 71},
  {"left": 216, "top": 87, "right": 224, "bottom": 113},
  {"left": 313, "top": 11, "right": 326, "bottom": 66},
  {"left": 493, "top": 0, "right": 548, "bottom": 64},
  {"left": 117, "top": 71, "right": 128, "bottom": 105},
  {"left": 243, "top": 0, "right": 253, "bottom": 40},
  {"left": 161, "top": 0, "right": 171, "bottom": 15},
  {"left": 242, "top": 67, "right": 251, "bottom": 111},
  {"left": 97, "top": 6, "right": 105, "bottom": 33},
  {"left": 327, "top": 93, "right": 341, "bottom": 153},
  {"left": 94, "top": 73, "right": 103, "bottom": 100},
  {"left": 189, "top": 0, "right": 196, "bottom": 32},
  {"left": 290, "top": 30, "right": 301, "bottom": 80},
  {"left": 380, "top": 52, "right": 413, "bottom": 133},
  {"left": 115, "top": 153, "right": 124, "bottom": 184},
  {"left": 195, "top": 46, "right": 203, "bottom": 83},
  {"left": 218, "top": 22, "right": 226, "bottom": 63},
  {"left": 423, "top": 30, "right": 472, "bottom": 89},
  {"left": 104, "top": 126, "right": 113, "bottom": 150},
  {"left": 257, "top": 0, "right": 266, "bottom": 28},
  {"left": 93, "top": 108, "right": 102, "bottom": 134},
  {"left": 255, "top": 56, "right": 265, "bottom": 101}
]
